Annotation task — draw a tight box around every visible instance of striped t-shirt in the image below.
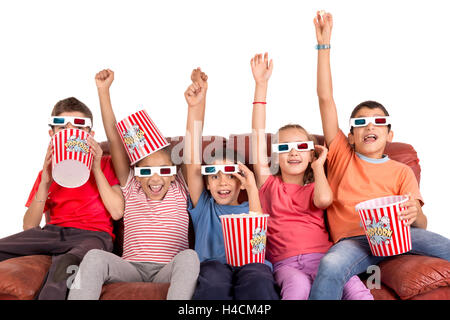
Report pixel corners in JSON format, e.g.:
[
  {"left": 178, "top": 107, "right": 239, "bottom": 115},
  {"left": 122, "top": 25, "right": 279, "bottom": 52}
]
[{"left": 121, "top": 169, "right": 190, "bottom": 263}]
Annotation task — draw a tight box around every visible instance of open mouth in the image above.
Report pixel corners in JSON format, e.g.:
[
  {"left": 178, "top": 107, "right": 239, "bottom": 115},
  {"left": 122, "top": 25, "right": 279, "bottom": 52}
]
[
  {"left": 363, "top": 134, "right": 378, "bottom": 144},
  {"left": 217, "top": 190, "right": 231, "bottom": 198},
  {"left": 149, "top": 184, "right": 163, "bottom": 194},
  {"left": 287, "top": 159, "right": 301, "bottom": 165}
]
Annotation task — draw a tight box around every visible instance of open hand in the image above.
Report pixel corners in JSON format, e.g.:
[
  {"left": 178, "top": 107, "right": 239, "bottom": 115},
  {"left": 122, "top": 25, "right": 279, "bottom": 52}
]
[
  {"left": 232, "top": 162, "right": 258, "bottom": 191},
  {"left": 313, "top": 11, "right": 333, "bottom": 45},
  {"left": 95, "top": 69, "right": 114, "bottom": 90},
  {"left": 41, "top": 142, "right": 53, "bottom": 186},
  {"left": 399, "top": 193, "right": 420, "bottom": 226},
  {"left": 311, "top": 144, "right": 328, "bottom": 171},
  {"left": 87, "top": 135, "right": 103, "bottom": 171},
  {"left": 251, "top": 52, "right": 273, "bottom": 85}
]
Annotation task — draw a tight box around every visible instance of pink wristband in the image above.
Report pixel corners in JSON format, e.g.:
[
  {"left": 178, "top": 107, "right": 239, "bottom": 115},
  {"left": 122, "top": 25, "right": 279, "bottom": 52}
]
[{"left": 252, "top": 102, "right": 267, "bottom": 105}]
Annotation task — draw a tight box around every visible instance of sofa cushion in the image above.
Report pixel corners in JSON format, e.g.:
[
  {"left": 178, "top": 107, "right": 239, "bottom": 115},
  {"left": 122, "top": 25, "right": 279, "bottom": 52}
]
[
  {"left": 378, "top": 255, "right": 450, "bottom": 300},
  {"left": 0, "top": 255, "right": 51, "bottom": 300},
  {"left": 100, "top": 282, "right": 170, "bottom": 300}
]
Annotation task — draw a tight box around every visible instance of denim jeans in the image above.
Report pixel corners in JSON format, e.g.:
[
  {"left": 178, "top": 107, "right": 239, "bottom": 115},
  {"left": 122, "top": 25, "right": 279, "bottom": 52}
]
[{"left": 308, "top": 227, "right": 450, "bottom": 300}]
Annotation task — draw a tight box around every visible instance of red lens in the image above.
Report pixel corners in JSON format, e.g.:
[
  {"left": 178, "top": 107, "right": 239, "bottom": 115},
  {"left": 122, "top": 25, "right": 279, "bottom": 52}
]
[
  {"left": 224, "top": 166, "right": 236, "bottom": 172},
  {"left": 297, "top": 143, "right": 308, "bottom": 150},
  {"left": 375, "top": 118, "right": 387, "bottom": 124},
  {"left": 74, "top": 118, "right": 86, "bottom": 125},
  {"left": 159, "top": 168, "right": 171, "bottom": 175}
]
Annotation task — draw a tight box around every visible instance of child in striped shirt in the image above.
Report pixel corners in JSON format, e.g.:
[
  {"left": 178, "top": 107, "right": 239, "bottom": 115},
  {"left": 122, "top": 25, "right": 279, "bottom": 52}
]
[{"left": 68, "top": 69, "right": 199, "bottom": 300}]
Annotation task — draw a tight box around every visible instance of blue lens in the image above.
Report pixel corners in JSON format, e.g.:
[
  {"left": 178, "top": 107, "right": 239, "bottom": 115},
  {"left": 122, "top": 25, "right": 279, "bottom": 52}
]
[
  {"left": 278, "top": 144, "right": 289, "bottom": 152},
  {"left": 355, "top": 119, "right": 366, "bottom": 126},
  {"left": 205, "top": 166, "right": 216, "bottom": 173},
  {"left": 140, "top": 168, "right": 151, "bottom": 176},
  {"left": 53, "top": 118, "right": 65, "bottom": 124}
]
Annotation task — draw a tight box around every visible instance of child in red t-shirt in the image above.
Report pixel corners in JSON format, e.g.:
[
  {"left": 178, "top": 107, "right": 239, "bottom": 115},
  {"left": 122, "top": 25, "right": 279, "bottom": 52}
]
[
  {"left": 0, "top": 97, "right": 124, "bottom": 300},
  {"left": 251, "top": 53, "right": 373, "bottom": 300}
]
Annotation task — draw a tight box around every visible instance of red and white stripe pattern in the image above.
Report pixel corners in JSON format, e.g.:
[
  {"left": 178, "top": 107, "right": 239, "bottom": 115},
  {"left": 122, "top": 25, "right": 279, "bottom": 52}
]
[
  {"left": 356, "top": 195, "right": 412, "bottom": 257},
  {"left": 121, "top": 171, "right": 190, "bottom": 263},
  {"left": 51, "top": 128, "right": 93, "bottom": 188},
  {"left": 220, "top": 214, "right": 269, "bottom": 267},
  {"left": 116, "top": 110, "right": 170, "bottom": 165}
]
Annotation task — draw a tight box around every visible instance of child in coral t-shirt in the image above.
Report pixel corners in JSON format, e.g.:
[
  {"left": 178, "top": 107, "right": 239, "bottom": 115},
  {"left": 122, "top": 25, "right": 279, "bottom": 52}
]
[{"left": 310, "top": 11, "right": 450, "bottom": 300}]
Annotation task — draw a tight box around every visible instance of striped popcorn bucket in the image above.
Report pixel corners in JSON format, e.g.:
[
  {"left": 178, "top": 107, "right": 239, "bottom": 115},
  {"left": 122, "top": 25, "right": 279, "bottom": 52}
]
[
  {"left": 219, "top": 214, "right": 269, "bottom": 267},
  {"left": 116, "top": 110, "right": 170, "bottom": 165},
  {"left": 52, "top": 128, "right": 93, "bottom": 188},
  {"left": 355, "top": 195, "right": 412, "bottom": 257}
]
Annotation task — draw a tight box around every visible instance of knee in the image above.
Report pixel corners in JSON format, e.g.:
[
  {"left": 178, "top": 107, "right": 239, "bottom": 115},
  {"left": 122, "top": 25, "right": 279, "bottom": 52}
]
[
  {"left": 316, "top": 253, "right": 345, "bottom": 276},
  {"left": 176, "top": 249, "right": 199, "bottom": 265},
  {"left": 174, "top": 249, "right": 200, "bottom": 273},
  {"left": 79, "top": 249, "right": 108, "bottom": 271}
]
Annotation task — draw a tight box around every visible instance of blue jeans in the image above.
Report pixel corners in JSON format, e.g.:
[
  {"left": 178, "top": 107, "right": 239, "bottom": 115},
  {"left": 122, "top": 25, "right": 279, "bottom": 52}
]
[{"left": 309, "top": 227, "right": 450, "bottom": 300}]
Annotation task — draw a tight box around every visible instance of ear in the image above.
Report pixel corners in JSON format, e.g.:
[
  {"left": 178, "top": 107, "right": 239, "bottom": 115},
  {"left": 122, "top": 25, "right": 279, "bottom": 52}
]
[
  {"left": 90, "top": 130, "right": 95, "bottom": 137},
  {"left": 169, "top": 175, "right": 176, "bottom": 183},
  {"left": 48, "top": 129, "right": 54, "bottom": 137},
  {"left": 348, "top": 132, "right": 355, "bottom": 145},
  {"left": 387, "top": 130, "right": 393, "bottom": 143}
]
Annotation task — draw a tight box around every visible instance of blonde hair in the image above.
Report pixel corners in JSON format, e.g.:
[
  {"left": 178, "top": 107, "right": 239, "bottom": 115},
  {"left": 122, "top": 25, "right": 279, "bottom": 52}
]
[{"left": 275, "top": 124, "right": 317, "bottom": 185}]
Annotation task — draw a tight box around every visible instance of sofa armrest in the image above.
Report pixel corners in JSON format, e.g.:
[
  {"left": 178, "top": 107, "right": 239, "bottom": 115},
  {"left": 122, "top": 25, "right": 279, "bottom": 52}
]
[
  {"left": 379, "top": 255, "right": 450, "bottom": 300},
  {"left": 0, "top": 255, "right": 52, "bottom": 300}
]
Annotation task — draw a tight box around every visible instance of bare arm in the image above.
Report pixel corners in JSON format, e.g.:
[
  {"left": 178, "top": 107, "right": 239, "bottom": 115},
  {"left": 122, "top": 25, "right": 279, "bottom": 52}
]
[
  {"left": 23, "top": 144, "right": 53, "bottom": 230},
  {"left": 95, "top": 70, "right": 130, "bottom": 186},
  {"left": 251, "top": 53, "right": 273, "bottom": 189},
  {"left": 311, "top": 145, "right": 333, "bottom": 209},
  {"left": 184, "top": 69, "right": 208, "bottom": 207},
  {"left": 88, "top": 136, "right": 125, "bottom": 220},
  {"left": 314, "top": 12, "right": 339, "bottom": 146},
  {"left": 232, "top": 163, "right": 263, "bottom": 214}
]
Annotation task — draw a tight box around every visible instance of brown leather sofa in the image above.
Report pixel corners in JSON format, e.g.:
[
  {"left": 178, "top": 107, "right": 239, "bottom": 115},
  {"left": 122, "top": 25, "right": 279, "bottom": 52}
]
[{"left": 0, "top": 133, "right": 448, "bottom": 300}]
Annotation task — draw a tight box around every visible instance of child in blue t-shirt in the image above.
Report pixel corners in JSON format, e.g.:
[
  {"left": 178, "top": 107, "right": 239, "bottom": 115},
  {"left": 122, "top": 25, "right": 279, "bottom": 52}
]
[{"left": 183, "top": 68, "right": 279, "bottom": 300}]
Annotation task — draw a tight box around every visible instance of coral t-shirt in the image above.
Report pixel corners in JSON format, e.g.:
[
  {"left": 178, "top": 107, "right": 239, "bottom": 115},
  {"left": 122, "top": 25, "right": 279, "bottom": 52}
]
[
  {"left": 326, "top": 130, "right": 423, "bottom": 243},
  {"left": 259, "top": 175, "right": 333, "bottom": 263},
  {"left": 25, "top": 155, "right": 119, "bottom": 239}
]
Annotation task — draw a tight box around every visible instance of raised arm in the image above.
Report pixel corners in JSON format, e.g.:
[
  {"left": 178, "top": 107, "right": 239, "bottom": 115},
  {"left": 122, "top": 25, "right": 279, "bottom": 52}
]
[
  {"left": 95, "top": 69, "right": 130, "bottom": 186},
  {"left": 184, "top": 68, "right": 208, "bottom": 207},
  {"left": 251, "top": 53, "right": 273, "bottom": 189},
  {"left": 314, "top": 11, "right": 339, "bottom": 146}
]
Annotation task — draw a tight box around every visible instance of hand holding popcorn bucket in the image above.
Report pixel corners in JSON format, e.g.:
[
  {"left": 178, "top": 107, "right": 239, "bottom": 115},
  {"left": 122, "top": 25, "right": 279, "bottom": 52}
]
[
  {"left": 219, "top": 213, "right": 269, "bottom": 267},
  {"left": 355, "top": 195, "right": 412, "bottom": 257},
  {"left": 51, "top": 128, "right": 93, "bottom": 188}
]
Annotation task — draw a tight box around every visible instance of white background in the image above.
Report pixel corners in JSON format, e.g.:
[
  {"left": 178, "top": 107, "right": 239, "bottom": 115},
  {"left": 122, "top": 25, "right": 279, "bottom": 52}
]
[{"left": 0, "top": 0, "right": 449, "bottom": 239}]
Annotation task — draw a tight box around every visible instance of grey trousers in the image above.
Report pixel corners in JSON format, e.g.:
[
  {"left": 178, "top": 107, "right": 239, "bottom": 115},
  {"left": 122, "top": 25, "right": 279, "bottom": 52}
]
[{"left": 68, "top": 249, "right": 200, "bottom": 300}]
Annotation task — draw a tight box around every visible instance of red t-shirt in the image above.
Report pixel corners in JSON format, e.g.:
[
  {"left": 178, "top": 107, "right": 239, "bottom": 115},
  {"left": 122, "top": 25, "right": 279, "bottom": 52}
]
[
  {"left": 25, "top": 155, "right": 119, "bottom": 239},
  {"left": 259, "top": 175, "right": 333, "bottom": 263}
]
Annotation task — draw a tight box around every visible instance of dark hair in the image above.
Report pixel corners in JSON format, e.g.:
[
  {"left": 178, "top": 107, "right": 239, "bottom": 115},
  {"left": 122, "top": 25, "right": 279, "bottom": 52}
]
[
  {"left": 205, "top": 148, "right": 245, "bottom": 165},
  {"left": 51, "top": 97, "right": 93, "bottom": 125},
  {"left": 275, "top": 124, "right": 317, "bottom": 185},
  {"left": 350, "top": 100, "right": 390, "bottom": 133}
]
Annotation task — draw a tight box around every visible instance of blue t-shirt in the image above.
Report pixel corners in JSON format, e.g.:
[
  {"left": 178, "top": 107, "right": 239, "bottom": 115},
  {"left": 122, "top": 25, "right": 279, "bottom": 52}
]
[{"left": 188, "top": 190, "right": 272, "bottom": 270}]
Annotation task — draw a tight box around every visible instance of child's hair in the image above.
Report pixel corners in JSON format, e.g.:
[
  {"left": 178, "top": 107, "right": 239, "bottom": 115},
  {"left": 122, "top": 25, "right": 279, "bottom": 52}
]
[
  {"left": 51, "top": 97, "right": 93, "bottom": 124},
  {"left": 274, "top": 124, "right": 317, "bottom": 185},
  {"left": 205, "top": 148, "right": 245, "bottom": 165},
  {"left": 350, "top": 100, "right": 391, "bottom": 133}
]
